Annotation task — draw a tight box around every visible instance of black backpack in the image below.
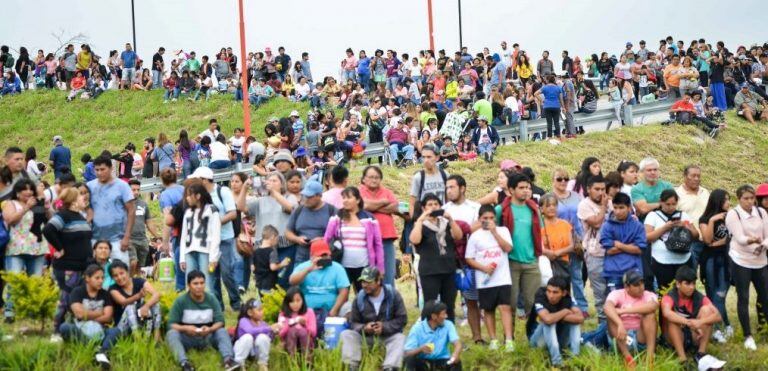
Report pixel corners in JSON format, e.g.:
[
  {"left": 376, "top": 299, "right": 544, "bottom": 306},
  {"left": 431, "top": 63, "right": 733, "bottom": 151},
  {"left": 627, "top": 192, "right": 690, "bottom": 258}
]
[{"left": 656, "top": 211, "right": 693, "bottom": 254}]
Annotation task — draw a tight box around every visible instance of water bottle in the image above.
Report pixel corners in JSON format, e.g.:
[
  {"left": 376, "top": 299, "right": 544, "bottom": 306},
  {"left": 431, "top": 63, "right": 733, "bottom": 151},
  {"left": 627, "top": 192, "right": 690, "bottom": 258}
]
[{"left": 482, "top": 262, "right": 497, "bottom": 285}]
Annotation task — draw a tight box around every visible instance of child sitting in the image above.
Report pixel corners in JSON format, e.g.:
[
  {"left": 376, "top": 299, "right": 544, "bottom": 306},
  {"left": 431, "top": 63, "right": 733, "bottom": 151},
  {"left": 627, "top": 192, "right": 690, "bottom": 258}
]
[
  {"left": 457, "top": 133, "right": 477, "bottom": 161},
  {"left": 439, "top": 136, "right": 458, "bottom": 162},
  {"left": 277, "top": 286, "right": 317, "bottom": 356},
  {"left": 233, "top": 298, "right": 278, "bottom": 370},
  {"left": 252, "top": 225, "right": 291, "bottom": 295}
]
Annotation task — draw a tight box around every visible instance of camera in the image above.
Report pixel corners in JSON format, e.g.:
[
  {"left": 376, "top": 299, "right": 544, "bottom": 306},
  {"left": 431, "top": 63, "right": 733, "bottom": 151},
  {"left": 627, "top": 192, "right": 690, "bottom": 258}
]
[{"left": 317, "top": 257, "right": 332, "bottom": 268}]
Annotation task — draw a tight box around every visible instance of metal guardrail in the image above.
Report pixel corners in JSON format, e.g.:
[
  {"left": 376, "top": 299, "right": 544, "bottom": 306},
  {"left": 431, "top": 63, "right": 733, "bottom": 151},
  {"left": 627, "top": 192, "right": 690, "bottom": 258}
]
[{"left": 139, "top": 166, "right": 253, "bottom": 193}]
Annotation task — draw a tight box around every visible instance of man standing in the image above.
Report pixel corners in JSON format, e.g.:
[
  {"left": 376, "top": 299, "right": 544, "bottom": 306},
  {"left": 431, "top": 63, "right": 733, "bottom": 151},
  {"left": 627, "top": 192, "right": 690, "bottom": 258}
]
[
  {"left": 632, "top": 157, "right": 673, "bottom": 288},
  {"left": 561, "top": 51, "right": 573, "bottom": 77},
  {"left": 166, "top": 270, "right": 237, "bottom": 371},
  {"left": 675, "top": 165, "right": 710, "bottom": 270},
  {"left": 49, "top": 135, "right": 72, "bottom": 180},
  {"left": 577, "top": 176, "right": 609, "bottom": 320},
  {"left": 275, "top": 47, "right": 291, "bottom": 82},
  {"left": 87, "top": 156, "right": 135, "bottom": 264},
  {"left": 62, "top": 44, "right": 77, "bottom": 88},
  {"left": 604, "top": 270, "right": 658, "bottom": 369},
  {"left": 660, "top": 266, "right": 725, "bottom": 367},
  {"left": 188, "top": 167, "right": 240, "bottom": 311},
  {"left": 537, "top": 51, "right": 554, "bottom": 78},
  {"left": 120, "top": 43, "right": 137, "bottom": 90},
  {"left": 409, "top": 146, "right": 448, "bottom": 219},
  {"left": 527, "top": 276, "right": 583, "bottom": 367},
  {"left": 300, "top": 52, "right": 313, "bottom": 85},
  {"left": 340, "top": 267, "right": 407, "bottom": 371},
  {"left": 152, "top": 47, "right": 165, "bottom": 89},
  {"left": 286, "top": 180, "right": 337, "bottom": 264},
  {"left": 128, "top": 180, "right": 159, "bottom": 275}
]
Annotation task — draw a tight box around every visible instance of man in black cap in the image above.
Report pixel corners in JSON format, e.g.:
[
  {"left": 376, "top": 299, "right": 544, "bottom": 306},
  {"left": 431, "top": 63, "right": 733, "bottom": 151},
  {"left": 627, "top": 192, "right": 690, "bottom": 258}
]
[
  {"left": 660, "top": 266, "right": 724, "bottom": 367},
  {"left": 340, "top": 267, "right": 407, "bottom": 371},
  {"left": 604, "top": 269, "right": 658, "bottom": 368}
]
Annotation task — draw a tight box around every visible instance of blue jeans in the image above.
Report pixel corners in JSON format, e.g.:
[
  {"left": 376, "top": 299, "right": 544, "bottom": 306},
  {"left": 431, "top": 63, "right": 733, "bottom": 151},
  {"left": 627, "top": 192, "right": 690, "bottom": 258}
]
[
  {"left": 193, "top": 89, "right": 211, "bottom": 101},
  {"left": 388, "top": 142, "right": 415, "bottom": 161},
  {"left": 4, "top": 254, "right": 45, "bottom": 319},
  {"left": 529, "top": 322, "right": 581, "bottom": 366},
  {"left": 249, "top": 95, "right": 270, "bottom": 106},
  {"left": 343, "top": 70, "right": 356, "bottom": 84},
  {"left": 53, "top": 269, "right": 83, "bottom": 332},
  {"left": 477, "top": 142, "right": 494, "bottom": 155},
  {"left": 703, "top": 252, "right": 730, "bottom": 327},
  {"left": 166, "top": 328, "right": 234, "bottom": 364},
  {"left": 599, "top": 73, "right": 611, "bottom": 91},
  {"left": 310, "top": 95, "right": 322, "bottom": 108},
  {"left": 358, "top": 73, "right": 371, "bottom": 92},
  {"left": 689, "top": 241, "right": 705, "bottom": 273},
  {"left": 184, "top": 251, "right": 214, "bottom": 292},
  {"left": 605, "top": 276, "right": 624, "bottom": 294},
  {"left": 386, "top": 76, "right": 400, "bottom": 91},
  {"left": 212, "top": 238, "right": 240, "bottom": 310},
  {"left": 233, "top": 248, "right": 249, "bottom": 291},
  {"left": 60, "top": 322, "right": 122, "bottom": 353},
  {"left": 234, "top": 88, "right": 243, "bottom": 101},
  {"left": 569, "top": 254, "right": 588, "bottom": 312},
  {"left": 277, "top": 245, "right": 297, "bottom": 289},
  {"left": 172, "top": 237, "right": 185, "bottom": 291},
  {"left": 164, "top": 87, "right": 180, "bottom": 100},
  {"left": 529, "top": 111, "right": 538, "bottom": 120},
  {"left": 152, "top": 70, "right": 162, "bottom": 88},
  {"left": 209, "top": 160, "right": 230, "bottom": 170},
  {"left": 383, "top": 239, "right": 396, "bottom": 286}
]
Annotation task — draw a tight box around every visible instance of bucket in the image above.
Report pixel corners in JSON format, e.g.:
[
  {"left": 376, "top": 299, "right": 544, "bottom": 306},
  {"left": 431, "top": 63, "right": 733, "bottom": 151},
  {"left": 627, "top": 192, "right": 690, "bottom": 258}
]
[
  {"left": 323, "top": 317, "right": 348, "bottom": 349},
  {"left": 158, "top": 257, "right": 175, "bottom": 282}
]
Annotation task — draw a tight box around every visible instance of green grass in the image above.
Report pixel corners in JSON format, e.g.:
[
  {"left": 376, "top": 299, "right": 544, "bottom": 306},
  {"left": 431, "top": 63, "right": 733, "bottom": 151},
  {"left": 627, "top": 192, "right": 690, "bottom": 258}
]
[{"left": 3, "top": 90, "right": 768, "bottom": 370}]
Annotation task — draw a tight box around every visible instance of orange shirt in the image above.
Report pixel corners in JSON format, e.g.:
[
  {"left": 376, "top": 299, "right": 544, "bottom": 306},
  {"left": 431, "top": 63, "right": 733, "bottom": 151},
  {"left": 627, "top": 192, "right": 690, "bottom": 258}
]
[
  {"left": 663, "top": 64, "right": 684, "bottom": 88},
  {"left": 542, "top": 218, "right": 573, "bottom": 262}
]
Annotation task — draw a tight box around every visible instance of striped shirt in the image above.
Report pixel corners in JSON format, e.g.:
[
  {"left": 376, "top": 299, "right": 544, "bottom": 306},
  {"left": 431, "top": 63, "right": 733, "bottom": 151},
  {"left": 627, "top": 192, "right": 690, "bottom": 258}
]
[{"left": 340, "top": 224, "right": 368, "bottom": 268}]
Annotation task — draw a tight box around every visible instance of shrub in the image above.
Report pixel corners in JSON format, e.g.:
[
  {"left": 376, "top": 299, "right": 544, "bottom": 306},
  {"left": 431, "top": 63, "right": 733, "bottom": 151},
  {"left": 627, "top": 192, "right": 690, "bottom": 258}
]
[
  {"left": 260, "top": 286, "right": 286, "bottom": 323},
  {"left": 0, "top": 271, "right": 59, "bottom": 332}
]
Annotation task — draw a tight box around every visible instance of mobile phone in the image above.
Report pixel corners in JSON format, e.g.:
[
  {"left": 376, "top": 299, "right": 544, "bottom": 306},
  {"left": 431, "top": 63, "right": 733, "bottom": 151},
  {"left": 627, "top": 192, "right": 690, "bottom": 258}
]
[
  {"left": 482, "top": 221, "right": 490, "bottom": 230},
  {"left": 430, "top": 209, "right": 445, "bottom": 218},
  {"left": 670, "top": 215, "right": 682, "bottom": 221},
  {"left": 317, "top": 257, "right": 332, "bottom": 268}
]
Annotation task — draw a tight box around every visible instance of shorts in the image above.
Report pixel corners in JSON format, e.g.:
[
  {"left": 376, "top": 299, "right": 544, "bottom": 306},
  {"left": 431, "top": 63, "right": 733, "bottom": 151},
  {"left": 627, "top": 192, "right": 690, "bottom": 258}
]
[
  {"left": 624, "top": 329, "right": 647, "bottom": 353},
  {"left": 129, "top": 240, "right": 150, "bottom": 267},
  {"left": 122, "top": 67, "right": 136, "bottom": 82},
  {"left": 478, "top": 284, "right": 512, "bottom": 311},
  {"left": 374, "top": 74, "right": 386, "bottom": 83},
  {"left": 461, "top": 284, "right": 478, "bottom": 301}
]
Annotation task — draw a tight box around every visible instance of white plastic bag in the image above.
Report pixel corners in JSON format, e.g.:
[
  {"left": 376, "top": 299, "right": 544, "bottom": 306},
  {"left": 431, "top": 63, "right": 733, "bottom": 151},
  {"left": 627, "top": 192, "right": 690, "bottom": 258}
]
[{"left": 538, "top": 256, "right": 553, "bottom": 286}]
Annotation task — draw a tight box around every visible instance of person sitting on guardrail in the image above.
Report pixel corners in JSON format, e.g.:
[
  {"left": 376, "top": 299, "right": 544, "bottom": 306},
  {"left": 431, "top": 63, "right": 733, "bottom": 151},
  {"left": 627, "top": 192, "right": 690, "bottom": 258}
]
[
  {"left": 470, "top": 115, "right": 499, "bottom": 163},
  {"left": 385, "top": 117, "right": 416, "bottom": 168}
]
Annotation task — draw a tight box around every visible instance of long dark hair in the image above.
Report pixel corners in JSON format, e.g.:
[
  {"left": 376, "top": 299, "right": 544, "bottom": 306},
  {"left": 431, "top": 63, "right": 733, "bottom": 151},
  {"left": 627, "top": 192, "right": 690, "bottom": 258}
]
[
  {"left": 340, "top": 186, "right": 364, "bottom": 221},
  {"left": 25, "top": 147, "right": 37, "bottom": 162},
  {"left": 574, "top": 157, "right": 602, "bottom": 196},
  {"left": 185, "top": 183, "right": 213, "bottom": 223},
  {"left": 178, "top": 130, "right": 191, "bottom": 151},
  {"left": 699, "top": 189, "right": 729, "bottom": 224},
  {"left": 238, "top": 298, "right": 261, "bottom": 321},
  {"left": 281, "top": 286, "right": 307, "bottom": 316}
]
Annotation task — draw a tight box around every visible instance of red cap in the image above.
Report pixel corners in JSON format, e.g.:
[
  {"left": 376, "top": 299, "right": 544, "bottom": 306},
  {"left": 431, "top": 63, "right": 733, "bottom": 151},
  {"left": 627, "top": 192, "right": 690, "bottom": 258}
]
[
  {"left": 756, "top": 183, "right": 768, "bottom": 197},
  {"left": 310, "top": 240, "right": 331, "bottom": 257}
]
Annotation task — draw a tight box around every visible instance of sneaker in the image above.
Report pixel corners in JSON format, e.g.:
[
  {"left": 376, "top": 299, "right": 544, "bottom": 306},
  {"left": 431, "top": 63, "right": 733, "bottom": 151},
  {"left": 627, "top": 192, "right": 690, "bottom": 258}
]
[
  {"left": 223, "top": 358, "right": 240, "bottom": 371},
  {"left": 237, "top": 286, "right": 246, "bottom": 296},
  {"left": 95, "top": 353, "right": 111, "bottom": 369},
  {"left": 163, "top": 100, "right": 169, "bottom": 104},
  {"left": 725, "top": 325, "right": 734, "bottom": 339},
  {"left": 49, "top": 333, "right": 63, "bottom": 343},
  {"left": 171, "top": 98, "right": 177, "bottom": 102},
  {"left": 708, "top": 127, "right": 719, "bottom": 138},
  {"left": 712, "top": 330, "right": 726, "bottom": 344},
  {"left": 504, "top": 339, "right": 515, "bottom": 352},
  {"left": 744, "top": 336, "right": 757, "bottom": 351},
  {"left": 489, "top": 339, "right": 499, "bottom": 350},
  {"left": 180, "top": 361, "right": 195, "bottom": 371}
]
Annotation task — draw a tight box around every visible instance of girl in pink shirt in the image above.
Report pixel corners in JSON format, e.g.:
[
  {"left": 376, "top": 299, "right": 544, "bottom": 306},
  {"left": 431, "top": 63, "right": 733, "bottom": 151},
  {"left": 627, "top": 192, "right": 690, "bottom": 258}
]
[{"left": 277, "top": 287, "right": 317, "bottom": 356}]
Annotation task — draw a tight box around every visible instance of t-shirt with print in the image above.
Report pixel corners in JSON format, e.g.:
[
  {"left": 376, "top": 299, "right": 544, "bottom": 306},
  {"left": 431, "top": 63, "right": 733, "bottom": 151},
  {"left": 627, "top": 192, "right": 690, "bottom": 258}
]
[
  {"left": 605, "top": 289, "right": 658, "bottom": 330},
  {"left": 210, "top": 185, "right": 237, "bottom": 240},
  {"left": 109, "top": 277, "right": 145, "bottom": 322},
  {"left": 130, "top": 198, "right": 151, "bottom": 243},
  {"left": 168, "top": 292, "right": 224, "bottom": 327},
  {"left": 477, "top": 127, "right": 492, "bottom": 145},
  {"left": 290, "top": 260, "right": 350, "bottom": 311},
  {"left": 286, "top": 203, "right": 336, "bottom": 241},
  {"left": 410, "top": 170, "right": 449, "bottom": 205},
  {"left": 644, "top": 210, "right": 693, "bottom": 265},
  {"left": 88, "top": 178, "right": 134, "bottom": 242},
  {"left": 699, "top": 213, "right": 729, "bottom": 252},
  {"left": 465, "top": 227, "right": 512, "bottom": 289},
  {"left": 577, "top": 197, "right": 606, "bottom": 257},
  {"left": 69, "top": 285, "right": 113, "bottom": 320}
]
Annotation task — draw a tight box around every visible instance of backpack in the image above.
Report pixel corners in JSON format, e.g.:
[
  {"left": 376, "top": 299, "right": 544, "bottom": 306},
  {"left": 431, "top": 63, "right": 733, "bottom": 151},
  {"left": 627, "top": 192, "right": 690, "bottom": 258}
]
[
  {"left": 0, "top": 211, "right": 9, "bottom": 250},
  {"left": 655, "top": 211, "right": 693, "bottom": 254}
]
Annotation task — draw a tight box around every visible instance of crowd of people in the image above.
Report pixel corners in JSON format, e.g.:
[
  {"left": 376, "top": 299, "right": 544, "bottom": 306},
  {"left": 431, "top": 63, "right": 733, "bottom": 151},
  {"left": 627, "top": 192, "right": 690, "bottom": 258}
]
[{"left": 2, "top": 35, "right": 768, "bottom": 371}]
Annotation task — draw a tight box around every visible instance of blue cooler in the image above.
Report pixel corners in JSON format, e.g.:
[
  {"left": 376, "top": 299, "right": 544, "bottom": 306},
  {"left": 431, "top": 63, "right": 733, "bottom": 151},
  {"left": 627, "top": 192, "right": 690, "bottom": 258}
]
[{"left": 323, "top": 317, "right": 348, "bottom": 349}]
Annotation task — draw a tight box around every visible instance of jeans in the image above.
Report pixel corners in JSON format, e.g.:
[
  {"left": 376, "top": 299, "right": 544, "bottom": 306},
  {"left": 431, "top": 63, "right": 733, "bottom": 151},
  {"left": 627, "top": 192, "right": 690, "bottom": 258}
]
[
  {"left": 477, "top": 142, "right": 494, "bottom": 155},
  {"left": 115, "top": 302, "right": 162, "bottom": 334},
  {"left": 53, "top": 269, "right": 83, "bottom": 332},
  {"left": 585, "top": 255, "right": 607, "bottom": 321},
  {"left": 386, "top": 76, "right": 400, "bottom": 91},
  {"left": 599, "top": 73, "right": 611, "bottom": 91},
  {"left": 569, "top": 254, "right": 588, "bottom": 312},
  {"left": 233, "top": 333, "right": 271, "bottom": 364},
  {"left": 543, "top": 107, "right": 561, "bottom": 138},
  {"left": 277, "top": 245, "right": 297, "bottom": 289},
  {"left": 4, "top": 254, "right": 45, "bottom": 319},
  {"left": 249, "top": 95, "right": 270, "bottom": 106},
  {"left": 529, "top": 322, "right": 581, "bottom": 366},
  {"left": 702, "top": 252, "right": 730, "bottom": 327},
  {"left": 184, "top": 251, "right": 214, "bottom": 292},
  {"left": 164, "top": 87, "right": 180, "bottom": 100},
  {"left": 383, "top": 239, "right": 396, "bottom": 286},
  {"left": 504, "top": 108, "right": 520, "bottom": 125},
  {"left": 357, "top": 73, "right": 371, "bottom": 92},
  {"left": 233, "top": 249, "right": 249, "bottom": 291},
  {"left": 509, "top": 260, "right": 541, "bottom": 315},
  {"left": 340, "top": 331, "right": 406, "bottom": 369},
  {"left": 212, "top": 238, "right": 240, "bottom": 310},
  {"left": 152, "top": 70, "right": 162, "bottom": 89},
  {"left": 388, "top": 142, "right": 415, "bottom": 162},
  {"left": 166, "top": 328, "right": 234, "bottom": 364},
  {"left": 209, "top": 160, "right": 231, "bottom": 170},
  {"left": 193, "top": 88, "right": 211, "bottom": 101},
  {"left": 172, "top": 237, "right": 185, "bottom": 291},
  {"left": 342, "top": 70, "right": 356, "bottom": 84},
  {"left": 60, "top": 322, "right": 122, "bottom": 353}
]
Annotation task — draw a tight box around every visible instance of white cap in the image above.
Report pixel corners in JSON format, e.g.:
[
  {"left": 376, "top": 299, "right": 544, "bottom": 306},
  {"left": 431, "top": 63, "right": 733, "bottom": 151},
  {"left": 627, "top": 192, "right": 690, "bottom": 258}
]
[
  {"left": 189, "top": 167, "right": 214, "bottom": 180},
  {"left": 290, "top": 110, "right": 300, "bottom": 117},
  {"left": 698, "top": 355, "right": 726, "bottom": 371}
]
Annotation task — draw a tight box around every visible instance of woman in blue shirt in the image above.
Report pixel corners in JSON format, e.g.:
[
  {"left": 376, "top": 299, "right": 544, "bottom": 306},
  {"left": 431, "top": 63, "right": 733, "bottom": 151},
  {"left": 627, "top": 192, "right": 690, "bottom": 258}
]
[
  {"left": 535, "top": 75, "right": 564, "bottom": 139},
  {"left": 151, "top": 132, "right": 176, "bottom": 172}
]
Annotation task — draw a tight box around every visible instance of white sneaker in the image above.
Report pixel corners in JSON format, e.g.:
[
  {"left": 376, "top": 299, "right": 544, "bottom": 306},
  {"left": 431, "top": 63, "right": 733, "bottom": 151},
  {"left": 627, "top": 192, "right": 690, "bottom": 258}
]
[
  {"left": 489, "top": 339, "right": 499, "bottom": 350},
  {"left": 49, "top": 334, "right": 63, "bottom": 343},
  {"left": 504, "top": 339, "right": 515, "bottom": 352},
  {"left": 171, "top": 98, "right": 177, "bottom": 102},
  {"left": 725, "top": 325, "right": 734, "bottom": 339},
  {"left": 712, "top": 330, "right": 726, "bottom": 344},
  {"left": 163, "top": 100, "right": 168, "bottom": 104},
  {"left": 95, "top": 353, "right": 111, "bottom": 368},
  {"left": 744, "top": 336, "right": 757, "bottom": 351}
]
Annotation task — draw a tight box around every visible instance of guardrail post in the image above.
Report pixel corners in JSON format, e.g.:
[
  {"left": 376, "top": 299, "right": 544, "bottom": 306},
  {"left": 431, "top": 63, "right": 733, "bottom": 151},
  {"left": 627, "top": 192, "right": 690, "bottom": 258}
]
[
  {"left": 623, "top": 104, "right": 634, "bottom": 127},
  {"left": 519, "top": 120, "right": 528, "bottom": 142}
]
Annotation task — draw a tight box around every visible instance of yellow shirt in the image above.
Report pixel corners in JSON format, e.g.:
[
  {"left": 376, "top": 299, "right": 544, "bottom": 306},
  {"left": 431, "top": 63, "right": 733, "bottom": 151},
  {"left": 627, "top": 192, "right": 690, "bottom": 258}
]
[
  {"left": 516, "top": 64, "right": 532, "bottom": 79},
  {"left": 675, "top": 185, "right": 710, "bottom": 234},
  {"left": 76, "top": 52, "right": 91, "bottom": 71}
]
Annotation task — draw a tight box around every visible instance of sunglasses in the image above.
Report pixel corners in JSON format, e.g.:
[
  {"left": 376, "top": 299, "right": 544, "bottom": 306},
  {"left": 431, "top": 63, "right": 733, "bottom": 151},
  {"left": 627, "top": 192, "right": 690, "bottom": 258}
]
[{"left": 555, "top": 177, "right": 569, "bottom": 182}]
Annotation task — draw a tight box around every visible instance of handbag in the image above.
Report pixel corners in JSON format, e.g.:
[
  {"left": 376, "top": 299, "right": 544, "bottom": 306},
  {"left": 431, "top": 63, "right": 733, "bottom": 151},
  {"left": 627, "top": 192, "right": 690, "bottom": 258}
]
[
  {"left": 236, "top": 219, "right": 254, "bottom": 258},
  {"left": 655, "top": 211, "right": 693, "bottom": 254},
  {"left": 330, "top": 222, "right": 344, "bottom": 263},
  {"left": 455, "top": 266, "right": 475, "bottom": 291}
]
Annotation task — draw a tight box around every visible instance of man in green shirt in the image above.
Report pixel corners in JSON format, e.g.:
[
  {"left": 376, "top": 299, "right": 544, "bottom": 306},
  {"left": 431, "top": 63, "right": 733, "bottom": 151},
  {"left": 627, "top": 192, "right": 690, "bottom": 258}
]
[
  {"left": 185, "top": 52, "right": 201, "bottom": 74},
  {"left": 166, "top": 270, "right": 237, "bottom": 371},
  {"left": 495, "top": 173, "right": 542, "bottom": 341},
  {"left": 472, "top": 91, "right": 493, "bottom": 129}
]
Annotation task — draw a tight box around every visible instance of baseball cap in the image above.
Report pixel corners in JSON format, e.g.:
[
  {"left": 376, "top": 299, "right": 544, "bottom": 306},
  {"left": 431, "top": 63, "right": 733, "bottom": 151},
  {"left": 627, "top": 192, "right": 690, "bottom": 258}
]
[
  {"left": 301, "top": 180, "right": 323, "bottom": 197},
  {"left": 623, "top": 269, "right": 644, "bottom": 286},
  {"left": 358, "top": 267, "right": 382, "bottom": 282},
  {"left": 477, "top": 115, "right": 489, "bottom": 122},
  {"left": 268, "top": 116, "right": 279, "bottom": 122},
  {"left": 500, "top": 159, "right": 522, "bottom": 171},
  {"left": 626, "top": 42, "right": 633, "bottom": 47},
  {"left": 272, "top": 151, "right": 295, "bottom": 166},
  {"left": 310, "top": 239, "right": 331, "bottom": 257},
  {"left": 756, "top": 183, "right": 768, "bottom": 197},
  {"left": 290, "top": 110, "right": 300, "bottom": 117},
  {"left": 697, "top": 355, "right": 726, "bottom": 371},
  {"left": 741, "top": 82, "right": 750, "bottom": 89},
  {"left": 52, "top": 135, "right": 63, "bottom": 143},
  {"left": 295, "top": 146, "right": 307, "bottom": 157},
  {"left": 189, "top": 167, "right": 214, "bottom": 180}
]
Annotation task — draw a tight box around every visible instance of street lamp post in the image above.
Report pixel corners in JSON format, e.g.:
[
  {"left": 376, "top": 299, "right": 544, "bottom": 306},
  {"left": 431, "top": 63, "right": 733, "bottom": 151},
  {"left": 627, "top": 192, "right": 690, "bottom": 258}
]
[
  {"left": 427, "top": 0, "right": 435, "bottom": 52},
  {"left": 131, "top": 0, "right": 137, "bottom": 50},
  {"left": 237, "top": 0, "right": 252, "bottom": 135},
  {"left": 458, "top": 0, "right": 463, "bottom": 50}
]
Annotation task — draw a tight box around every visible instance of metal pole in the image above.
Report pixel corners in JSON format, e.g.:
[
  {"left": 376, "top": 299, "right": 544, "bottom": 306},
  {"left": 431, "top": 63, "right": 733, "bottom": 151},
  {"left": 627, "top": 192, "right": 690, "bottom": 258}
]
[
  {"left": 238, "top": 0, "right": 252, "bottom": 136},
  {"left": 458, "top": 0, "right": 463, "bottom": 50},
  {"left": 131, "top": 0, "right": 137, "bottom": 50},
  {"left": 427, "top": 0, "right": 435, "bottom": 52}
]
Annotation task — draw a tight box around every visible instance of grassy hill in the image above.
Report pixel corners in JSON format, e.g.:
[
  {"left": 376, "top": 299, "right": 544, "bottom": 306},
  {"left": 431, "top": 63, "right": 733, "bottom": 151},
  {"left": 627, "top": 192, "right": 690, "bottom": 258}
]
[{"left": 2, "top": 89, "right": 768, "bottom": 370}]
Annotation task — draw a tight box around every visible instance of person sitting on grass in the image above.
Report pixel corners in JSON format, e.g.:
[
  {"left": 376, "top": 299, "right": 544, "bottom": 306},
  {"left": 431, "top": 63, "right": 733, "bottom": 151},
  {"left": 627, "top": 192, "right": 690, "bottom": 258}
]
[
  {"left": 604, "top": 269, "right": 658, "bottom": 369},
  {"left": 178, "top": 70, "right": 197, "bottom": 99},
  {"left": 108, "top": 260, "right": 162, "bottom": 341},
  {"left": 163, "top": 71, "right": 180, "bottom": 103},
  {"left": 403, "top": 300, "right": 463, "bottom": 371},
  {"left": 93, "top": 240, "right": 115, "bottom": 289},
  {"left": 66, "top": 70, "right": 86, "bottom": 101},
  {"left": 734, "top": 83, "right": 768, "bottom": 124},
  {"left": 277, "top": 286, "right": 317, "bottom": 357},
  {"left": 59, "top": 264, "right": 121, "bottom": 369},
  {"left": 526, "top": 276, "right": 583, "bottom": 367},
  {"left": 340, "top": 267, "right": 408, "bottom": 371},
  {"left": 233, "top": 298, "right": 278, "bottom": 371},
  {"left": 667, "top": 92, "right": 721, "bottom": 137},
  {"left": 166, "top": 270, "right": 237, "bottom": 371},
  {"left": 660, "top": 266, "right": 725, "bottom": 368}
]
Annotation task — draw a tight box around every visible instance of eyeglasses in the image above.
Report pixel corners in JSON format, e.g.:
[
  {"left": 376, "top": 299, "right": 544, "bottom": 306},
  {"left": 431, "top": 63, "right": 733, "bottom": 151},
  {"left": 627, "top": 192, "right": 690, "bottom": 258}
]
[{"left": 555, "top": 177, "right": 569, "bottom": 182}]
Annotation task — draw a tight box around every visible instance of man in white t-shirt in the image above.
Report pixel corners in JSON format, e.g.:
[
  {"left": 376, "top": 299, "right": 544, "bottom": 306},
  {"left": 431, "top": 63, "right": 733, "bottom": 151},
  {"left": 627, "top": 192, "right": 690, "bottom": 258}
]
[
  {"left": 198, "top": 118, "right": 220, "bottom": 142},
  {"left": 465, "top": 204, "right": 513, "bottom": 351},
  {"left": 576, "top": 176, "right": 610, "bottom": 321}
]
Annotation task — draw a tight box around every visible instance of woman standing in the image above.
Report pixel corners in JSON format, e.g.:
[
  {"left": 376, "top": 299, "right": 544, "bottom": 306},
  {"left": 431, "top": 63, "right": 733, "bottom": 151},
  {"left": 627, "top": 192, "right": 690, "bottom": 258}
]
[
  {"left": 613, "top": 55, "right": 632, "bottom": 86},
  {"left": 617, "top": 160, "right": 639, "bottom": 198},
  {"left": 606, "top": 79, "right": 623, "bottom": 130},
  {"left": 44, "top": 53, "right": 58, "bottom": 89},
  {"left": 679, "top": 57, "right": 701, "bottom": 97},
  {"left": 535, "top": 75, "right": 564, "bottom": 139},
  {"left": 25, "top": 147, "right": 44, "bottom": 178},
  {"left": 179, "top": 183, "right": 221, "bottom": 293},
  {"left": 725, "top": 185, "right": 768, "bottom": 351},
  {"left": 622, "top": 80, "right": 636, "bottom": 106},
  {"left": 358, "top": 166, "right": 400, "bottom": 286},
  {"left": 14, "top": 47, "right": 31, "bottom": 89},
  {"left": 230, "top": 173, "right": 251, "bottom": 293},
  {"left": 570, "top": 157, "right": 602, "bottom": 197},
  {"left": 43, "top": 187, "right": 93, "bottom": 333},
  {"left": 409, "top": 194, "right": 463, "bottom": 321},
  {"left": 152, "top": 132, "right": 176, "bottom": 172},
  {"left": 176, "top": 130, "right": 196, "bottom": 178},
  {"left": 2, "top": 179, "right": 51, "bottom": 322},
  {"left": 698, "top": 189, "right": 733, "bottom": 343}
]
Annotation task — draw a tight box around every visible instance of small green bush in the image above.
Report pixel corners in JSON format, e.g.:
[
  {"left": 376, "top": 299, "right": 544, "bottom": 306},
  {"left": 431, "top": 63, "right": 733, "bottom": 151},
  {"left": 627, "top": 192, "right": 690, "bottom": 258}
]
[{"left": 1, "top": 271, "right": 59, "bottom": 332}]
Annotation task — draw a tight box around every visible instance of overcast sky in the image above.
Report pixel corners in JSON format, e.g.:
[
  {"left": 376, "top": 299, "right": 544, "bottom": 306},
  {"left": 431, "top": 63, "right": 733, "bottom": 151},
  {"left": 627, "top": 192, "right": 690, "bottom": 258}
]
[{"left": 2, "top": 0, "right": 764, "bottom": 78}]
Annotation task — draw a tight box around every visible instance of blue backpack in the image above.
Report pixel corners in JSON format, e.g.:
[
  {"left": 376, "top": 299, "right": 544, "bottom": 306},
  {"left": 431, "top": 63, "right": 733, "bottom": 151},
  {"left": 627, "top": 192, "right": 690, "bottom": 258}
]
[{"left": 0, "top": 212, "right": 9, "bottom": 250}]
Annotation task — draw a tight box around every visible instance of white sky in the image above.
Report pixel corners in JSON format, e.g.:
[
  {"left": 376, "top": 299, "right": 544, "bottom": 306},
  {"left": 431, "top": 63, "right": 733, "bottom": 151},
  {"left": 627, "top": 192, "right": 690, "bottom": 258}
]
[{"left": 2, "top": 0, "right": 763, "bottom": 78}]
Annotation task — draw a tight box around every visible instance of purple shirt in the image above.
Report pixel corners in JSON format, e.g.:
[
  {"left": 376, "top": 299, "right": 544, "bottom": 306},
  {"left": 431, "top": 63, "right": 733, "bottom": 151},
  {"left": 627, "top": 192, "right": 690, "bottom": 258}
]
[{"left": 236, "top": 317, "right": 273, "bottom": 339}]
